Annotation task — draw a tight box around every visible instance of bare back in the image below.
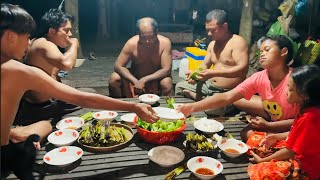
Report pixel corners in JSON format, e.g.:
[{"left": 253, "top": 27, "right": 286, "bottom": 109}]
[{"left": 205, "top": 34, "right": 248, "bottom": 89}]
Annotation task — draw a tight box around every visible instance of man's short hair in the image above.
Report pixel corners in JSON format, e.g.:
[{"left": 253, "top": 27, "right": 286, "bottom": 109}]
[
  {"left": 0, "top": 3, "right": 36, "bottom": 38},
  {"left": 136, "top": 17, "right": 158, "bottom": 34},
  {"left": 37, "top": 8, "right": 74, "bottom": 37},
  {"left": 206, "top": 9, "right": 228, "bottom": 25}
]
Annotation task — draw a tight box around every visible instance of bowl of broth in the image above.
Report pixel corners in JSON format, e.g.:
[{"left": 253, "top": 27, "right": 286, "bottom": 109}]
[
  {"left": 217, "top": 138, "right": 248, "bottom": 158},
  {"left": 187, "top": 156, "right": 223, "bottom": 179}
]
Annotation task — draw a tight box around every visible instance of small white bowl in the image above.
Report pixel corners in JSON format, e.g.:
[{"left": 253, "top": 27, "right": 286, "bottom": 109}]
[
  {"left": 153, "top": 107, "right": 185, "bottom": 122},
  {"left": 194, "top": 118, "right": 224, "bottom": 134},
  {"left": 43, "top": 146, "right": 83, "bottom": 166},
  {"left": 47, "top": 129, "right": 79, "bottom": 147},
  {"left": 187, "top": 156, "right": 223, "bottom": 180},
  {"left": 217, "top": 138, "right": 248, "bottom": 158},
  {"left": 139, "top": 94, "right": 160, "bottom": 105},
  {"left": 120, "top": 113, "right": 136, "bottom": 124},
  {"left": 56, "top": 117, "right": 84, "bottom": 130},
  {"left": 93, "top": 111, "right": 118, "bottom": 121},
  {"left": 74, "top": 58, "right": 86, "bottom": 68},
  {"left": 148, "top": 146, "right": 185, "bottom": 167}
]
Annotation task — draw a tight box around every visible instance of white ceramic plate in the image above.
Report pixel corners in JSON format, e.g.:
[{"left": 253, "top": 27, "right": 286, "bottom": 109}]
[
  {"left": 120, "top": 113, "right": 136, "bottom": 123},
  {"left": 47, "top": 129, "right": 79, "bottom": 147},
  {"left": 153, "top": 107, "right": 185, "bottom": 121},
  {"left": 187, "top": 156, "right": 223, "bottom": 180},
  {"left": 92, "top": 111, "right": 118, "bottom": 120},
  {"left": 56, "top": 117, "right": 84, "bottom": 130},
  {"left": 43, "top": 146, "right": 83, "bottom": 166},
  {"left": 148, "top": 146, "right": 185, "bottom": 167},
  {"left": 194, "top": 118, "right": 224, "bottom": 134},
  {"left": 139, "top": 94, "right": 160, "bottom": 105}
]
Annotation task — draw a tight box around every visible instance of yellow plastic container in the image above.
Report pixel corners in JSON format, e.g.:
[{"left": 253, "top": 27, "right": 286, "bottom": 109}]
[{"left": 186, "top": 47, "right": 214, "bottom": 70}]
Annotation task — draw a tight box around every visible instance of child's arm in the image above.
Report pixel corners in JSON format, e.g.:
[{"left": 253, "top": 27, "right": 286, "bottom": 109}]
[
  {"left": 250, "top": 118, "right": 293, "bottom": 132},
  {"left": 262, "top": 132, "right": 289, "bottom": 149},
  {"left": 267, "top": 119, "right": 294, "bottom": 133},
  {"left": 250, "top": 148, "right": 295, "bottom": 163}
]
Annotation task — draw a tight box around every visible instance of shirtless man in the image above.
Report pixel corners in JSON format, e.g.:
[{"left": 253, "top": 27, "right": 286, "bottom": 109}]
[
  {"left": 109, "top": 17, "right": 173, "bottom": 98},
  {"left": 1, "top": 3, "right": 158, "bottom": 147},
  {"left": 175, "top": 9, "right": 248, "bottom": 116},
  {"left": 14, "top": 9, "right": 80, "bottom": 124}
]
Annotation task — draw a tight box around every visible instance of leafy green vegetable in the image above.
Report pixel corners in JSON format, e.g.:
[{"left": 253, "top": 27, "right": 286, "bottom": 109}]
[
  {"left": 189, "top": 66, "right": 203, "bottom": 82},
  {"left": 165, "top": 163, "right": 187, "bottom": 180},
  {"left": 137, "top": 118, "right": 184, "bottom": 132},
  {"left": 186, "top": 133, "right": 215, "bottom": 152},
  {"left": 80, "top": 111, "right": 94, "bottom": 122},
  {"left": 165, "top": 97, "right": 175, "bottom": 109},
  {"left": 226, "top": 132, "right": 234, "bottom": 139}
]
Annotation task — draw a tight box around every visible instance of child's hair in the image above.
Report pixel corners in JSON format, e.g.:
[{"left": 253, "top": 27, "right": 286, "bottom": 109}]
[
  {"left": 37, "top": 8, "right": 74, "bottom": 38},
  {"left": 262, "top": 35, "right": 293, "bottom": 65},
  {"left": 0, "top": 3, "right": 36, "bottom": 38},
  {"left": 291, "top": 64, "right": 320, "bottom": 112}
]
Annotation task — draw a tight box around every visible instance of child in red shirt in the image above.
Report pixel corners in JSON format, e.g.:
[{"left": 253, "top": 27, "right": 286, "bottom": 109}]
[{"left": 249, "top": 65, "right": 320, "bottom": 180}]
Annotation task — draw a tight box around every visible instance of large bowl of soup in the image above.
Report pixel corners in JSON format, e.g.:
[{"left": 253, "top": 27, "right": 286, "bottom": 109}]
[
  {"left": 187, "top": 156, "right": 223, "bottom": 180},
  {"left": 217, "top": 138, "right": 248, "bottom": 158}
]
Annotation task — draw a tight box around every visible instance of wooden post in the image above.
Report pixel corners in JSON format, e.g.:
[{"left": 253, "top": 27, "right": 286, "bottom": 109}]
[
  {"left": 239, "top": 0, "right": 254, "bottom": 45},
  {"left": 65, "top": 0, "right": 84, "bottom": 58}
]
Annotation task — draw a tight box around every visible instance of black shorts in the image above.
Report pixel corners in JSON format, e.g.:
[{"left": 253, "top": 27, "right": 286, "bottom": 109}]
[{"left": 14, "top": 98, "right": 81, "bottom": 126}]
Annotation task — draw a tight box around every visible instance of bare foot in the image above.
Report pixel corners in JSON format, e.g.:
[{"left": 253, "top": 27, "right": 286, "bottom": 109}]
[{"left": 182, "top": 89, "right": 197, "bottom": 100}]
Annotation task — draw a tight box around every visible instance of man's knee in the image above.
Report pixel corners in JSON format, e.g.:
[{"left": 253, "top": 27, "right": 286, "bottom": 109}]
[
  {"left": 160, "top": 77, "right": 173, "bottom": 95},
  {"left": 240, "top": 125, "right": 253, "bottom": 142},
  {"left": 109, "top": 72, "right": 122, "bottom": 87},
  {"left": 160, "top": 77, "right": 173, "bottom": 89}
]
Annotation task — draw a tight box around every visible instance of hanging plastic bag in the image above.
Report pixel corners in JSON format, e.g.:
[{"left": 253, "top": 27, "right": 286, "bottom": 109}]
[
  {"left": 295, "top": 0, "right": 307, "bottom": 16},
  {"left": 296, "top": 39, "right": 320, "bottom": 65},
  {"left": 267, "top": 21, "right": 286, "bottom": 36}
]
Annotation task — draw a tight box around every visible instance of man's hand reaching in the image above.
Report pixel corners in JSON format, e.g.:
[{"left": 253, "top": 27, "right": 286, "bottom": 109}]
[{"left": 133, "top": 103, "right": 159, "bottom": 123}]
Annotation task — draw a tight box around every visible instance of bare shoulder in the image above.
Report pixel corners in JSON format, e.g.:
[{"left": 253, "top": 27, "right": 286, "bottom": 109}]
[
  {"left": 126, "top": 35, "right": 139, "bottom": 47},
  {"left": 207, "top": 41, "right": 215, "bottom": 53},
  {"left": 158, "top": 34, "right": 171, "bottom": 45},
  {"left": 231, "top": 34, "right": 248, "bottom": 47},
  {"left": 31, "top": 37, "right": 56, "bottom": 51},
  {"left": 1, "top": 60, "right": 35, "bottom": 83}
]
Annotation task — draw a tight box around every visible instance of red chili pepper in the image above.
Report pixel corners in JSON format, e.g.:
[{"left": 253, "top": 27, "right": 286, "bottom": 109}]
[
  {"left": 198, "top": 158, "right": 203, "bottom": 163},
  {"left": 77, "top": 151, "right": 82, "bottom": 155},
  {"left": 45, "top": 157, "right": 50, "bottom": 161}
]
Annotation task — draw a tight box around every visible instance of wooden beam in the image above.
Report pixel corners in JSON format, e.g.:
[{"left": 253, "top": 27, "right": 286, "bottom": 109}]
[
  {"left": 239, "top": 0, "right": 254, "bottom": 45},
  {"left": 65, "top": 0, "right": 84, "bottom": 58}
]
